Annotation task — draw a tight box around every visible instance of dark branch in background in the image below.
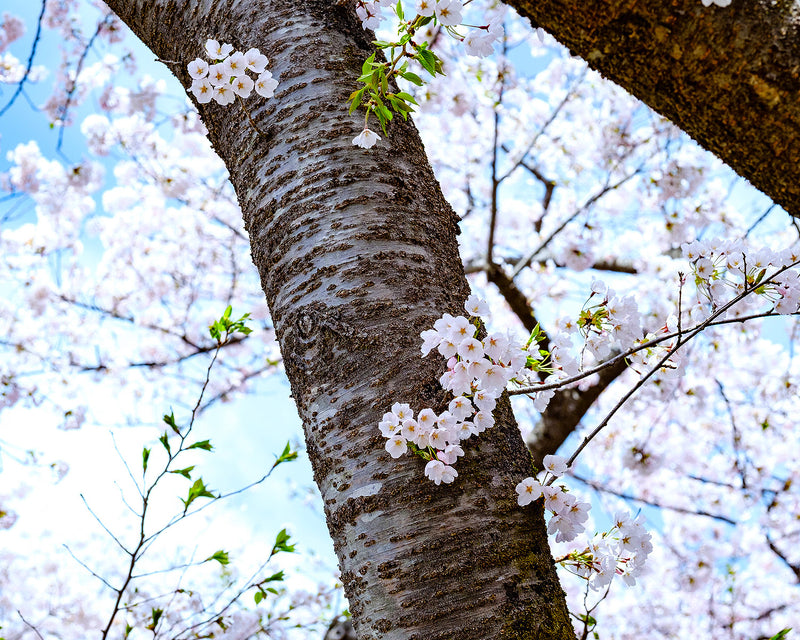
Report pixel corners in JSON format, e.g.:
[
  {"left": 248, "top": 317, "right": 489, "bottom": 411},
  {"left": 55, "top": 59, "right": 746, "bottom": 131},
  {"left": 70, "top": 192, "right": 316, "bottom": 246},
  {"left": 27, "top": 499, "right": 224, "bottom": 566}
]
[
  {"left": 511, "top": 168, "right": 642, "bottom": 278},
  {"left": 56, "top": 13, "right": 112, "bottom": 151},
  {"left": 486, "top": 262, "right": 548, "bottom": 350},
  {"left": 504, "top": 0, "right": 800, "bottom": 219},
  {"left": 526, "top": 355, "right": 628, "bottom": 468},
  {"left": 485, "top": 39, "right": 508, "bottom": 266},
  {"left": 569, "top": 472, "right": 737, "bottom": 526},
  {"left": 0, "top": 0, "right": 47, "bottom": 118},
  {"left": 766, "top": 535, "right": 800, "bottom": 583},
  {"left": 715, "top": 378, "right": 750, "bottom": 490}
]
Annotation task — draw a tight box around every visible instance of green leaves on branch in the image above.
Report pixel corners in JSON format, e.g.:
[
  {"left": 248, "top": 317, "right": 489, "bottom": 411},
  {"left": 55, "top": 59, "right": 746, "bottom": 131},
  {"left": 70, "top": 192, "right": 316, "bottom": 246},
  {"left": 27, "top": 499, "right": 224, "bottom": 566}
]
[
  {"left": 253, "top": 570, "right": 286, "bottom": 604},
  {"left": 347, "top": 9, "right": 438, "bottom": 135},
  {"left": 209, "top": 305, "right": 252, "bottom": 344},
  {"left": 182, "top": 477, "right": 217, "bottom": 513},
  {"left": 205, "top": 549, "right": 230, "bottom": 566},
  {"left": 272, "top": 528, "right": 296, "bottom": 555},
  {"left": 251, "top": 529, "right": 295, "bottom": 604},
  {"left": 272, "top": 441, "right": 298, "bottom": 470}
]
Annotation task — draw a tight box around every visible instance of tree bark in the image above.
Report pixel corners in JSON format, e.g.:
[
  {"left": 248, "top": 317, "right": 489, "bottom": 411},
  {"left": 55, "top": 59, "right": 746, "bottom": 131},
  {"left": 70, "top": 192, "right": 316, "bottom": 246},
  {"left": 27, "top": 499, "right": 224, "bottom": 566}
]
[
  {"left": 504, "top": 0, "right": 800, "bottom": 217},
  {"left": 102, "top": 1, "right": 575, "bottom": 638}
]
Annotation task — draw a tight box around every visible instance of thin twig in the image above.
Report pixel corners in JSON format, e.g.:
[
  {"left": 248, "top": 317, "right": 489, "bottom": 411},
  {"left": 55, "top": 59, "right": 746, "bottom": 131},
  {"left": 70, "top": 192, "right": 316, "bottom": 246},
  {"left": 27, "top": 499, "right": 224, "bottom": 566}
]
[{"left": 0, "top": 0, "right": 47, "bottom": 118}]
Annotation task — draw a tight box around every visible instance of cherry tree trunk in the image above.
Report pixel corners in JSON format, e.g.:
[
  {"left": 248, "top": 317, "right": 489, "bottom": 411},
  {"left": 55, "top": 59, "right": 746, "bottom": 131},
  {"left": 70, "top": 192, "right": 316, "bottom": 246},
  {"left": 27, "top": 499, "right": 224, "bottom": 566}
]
[
  {"left": 102, "top": 1, "right": 575, "bottom": 638},
  {"left": 506, "top": 0, "right": 800, "bottom": 217}
]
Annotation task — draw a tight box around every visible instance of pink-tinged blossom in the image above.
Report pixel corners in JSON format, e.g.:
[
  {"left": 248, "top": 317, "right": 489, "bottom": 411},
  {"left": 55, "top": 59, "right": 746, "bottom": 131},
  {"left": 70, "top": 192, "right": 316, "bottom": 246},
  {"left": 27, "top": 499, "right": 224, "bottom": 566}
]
[
  {"left": 254, "top": 71, "right": 279, "bottom": 98},
  {"left": 424, "top": 459, "right": 458, "bottom": 485},
  {"left": 416, "top": 0, "right": 435, "bottom": 17},
  {"left": 212, "top": 84, "right": 235, "bottom": 105},
  {"left": 435, "top": 0, "right": 463, "bottom": 26},
  {"left": 483, "top": 332, "right": 509, "bottom": 361},
  {"left": 243, "top": 47, "right": 268, "bottom": 73},
  {"left": 385, "top": 435, "right": 407, "bottom": 458},
  {"left": 448, "top": 395, "right": 473, "bottom": 421},
  {"left": 352, "top": 128, "right": 380, "bottom": 149},
  {"left": 187, "top": 57, "right": 208, "bottom": 79},
  {"left": 222, "top": 51, "right": 246, "bottom": 77},
  {"left": 457, "top": 336, "right": 484, "bottom": 362},
  {"left": 392, "top": 402, "right": 413, "bottom": 421},
  {"left": 473, "top": 411, "right": 494, "bottom": 433},
  {"left": 416, "top": 408, "right": 437, "bottom": 430},
  {"left": 515, "top": 477, "right": 542, "bottom": 506},
  {"left": 421, "top": 328, "right": 442, "bottom": 356},
  {"left": 543, "top": 454, "right": 568, "bottom": 477},
  {"left": 231, "top": 74, "right": 254, "bottom": 98},
  {"left": 472, "top": 389, "right": 496, "bottom": 413},
  {"left": 190, "top": 78, "right": 214, "bottom": 103},
  {"left": 205, "top": 39, "right": 233, "bottom": 60},
  {"left": 207, "top": 63, "right": 231, "bottom": 87},
  {"left": 464, "top": 294, "right": 490, "bottom": 317}
]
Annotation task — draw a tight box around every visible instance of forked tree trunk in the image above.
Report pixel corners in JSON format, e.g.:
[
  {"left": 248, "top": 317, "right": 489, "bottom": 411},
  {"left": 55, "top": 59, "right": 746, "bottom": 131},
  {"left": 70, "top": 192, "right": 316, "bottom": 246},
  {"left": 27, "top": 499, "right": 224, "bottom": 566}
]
[{"left": 103, "top": 1, "right": 575, "bottom": 638}]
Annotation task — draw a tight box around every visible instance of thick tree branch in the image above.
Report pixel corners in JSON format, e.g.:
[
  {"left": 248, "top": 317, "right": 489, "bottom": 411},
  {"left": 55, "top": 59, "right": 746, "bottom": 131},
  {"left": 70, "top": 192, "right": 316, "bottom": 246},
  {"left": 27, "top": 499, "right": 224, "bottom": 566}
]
[{"left": 504, "top": 0, "right": 800, "bottom": 217}]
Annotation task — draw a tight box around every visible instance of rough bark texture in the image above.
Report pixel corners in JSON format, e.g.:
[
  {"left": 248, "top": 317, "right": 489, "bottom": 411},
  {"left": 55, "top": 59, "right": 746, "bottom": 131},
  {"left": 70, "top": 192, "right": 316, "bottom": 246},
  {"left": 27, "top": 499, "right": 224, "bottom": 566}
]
[
  {"left": 504, "top": 0, "right": 800, "bottom": 217},
  {"left": 102, "top": 1, "right": 575, "bottom": 638}
]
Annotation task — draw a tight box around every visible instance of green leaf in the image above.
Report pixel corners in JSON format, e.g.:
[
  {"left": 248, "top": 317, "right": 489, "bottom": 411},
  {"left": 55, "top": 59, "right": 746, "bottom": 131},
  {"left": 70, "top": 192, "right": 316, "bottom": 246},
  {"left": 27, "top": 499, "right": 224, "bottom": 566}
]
[
  {"left": 348, "top": 87, "right": 366, "bottom": 113},
  {"left": 169, "top": 466, "right": 195, "bottom": 479},
  {"left": 401, "top": 71, "right": 424, "bottom": 86},
  {"left": 187, "top": 439, "right": 213, "bottom": 451},
  {"left": 159, "top": 432, "right": 171, "bottom": 455},
  {"left": 263, "top": 570, "right": 285, "bottom": 583},
  {"left": 182, "top": 477, "right": 217, "bottom": 511},
  {"left": 395, "top": 0, "right": 403, "bottom": 20},
  {"left": 417, "top": 48, "right": 436, "bottom": 76},
  {"left": 206, "top": 549, "right": 230, "bottom": 565},
  {"left": 254, "top": 590, "right": 265, "bottom": 605},
  {"left": 395, "top": 91, "right": 418, "bottom": 104},
  {"left": 163, "top": 411, "right": 180, "bottom": 434},
  {"left": 273, "top": 441, "right": 298, "bottom": 469},
  {"left": 272, "top": 528, "right": 296, "bottom": 554},
  {"left": 768, "top": 630, "right": 792, "bottom": 640},
  {"left": 146, "top": 608, "right": 163, "bottom": 631},
  {"left": 361, "top": 52, "right": 375, "bottom": 76},
  {"left": 142, "top": 447, "right": 150, "bottom": 472}
]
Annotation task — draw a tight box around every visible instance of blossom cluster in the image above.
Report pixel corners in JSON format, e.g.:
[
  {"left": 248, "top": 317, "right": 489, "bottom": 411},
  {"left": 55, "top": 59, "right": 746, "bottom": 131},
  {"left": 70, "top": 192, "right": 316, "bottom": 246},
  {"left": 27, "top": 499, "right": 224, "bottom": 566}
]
[
  {"left": 515, "top": 455, "right": 590, "bottom": 543},
  {"left": 187, "top": 39, "right": 278, "bottom": 106},
  {"left": 517, "top": 458, "right": 652, "bottom": 588},
  {"left": 561, "top": 512, "right": 653, "bottom": 590},
  {"left": 379, "top": 294, "right": 537, "bottom": 484},
  {"left": 682, "top": 238, "right": 800, "bottom": 317}
]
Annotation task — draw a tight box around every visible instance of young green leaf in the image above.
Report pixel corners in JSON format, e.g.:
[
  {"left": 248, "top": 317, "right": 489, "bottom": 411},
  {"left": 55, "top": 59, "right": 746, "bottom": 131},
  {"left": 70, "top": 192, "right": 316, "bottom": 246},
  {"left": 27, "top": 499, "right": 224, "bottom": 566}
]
[
  {"left": 146, "top": 608, "right": 163, "bottom": 631},
  {"left": 169, "top": 466, "right": 195, "bottom": 479},
  {"left": 163, "top": 410, "right": 180, "bottom": 434},
  {"left": 159, "top": 432, "right": 171, "bottom": 455},
  {"left": 187, "top": 439, "right": 213, "bottom": 451},
  {"left": 142, "top": 447, "right": 150, "bottom": 472},
  {"left": 182, "top": 477, "right": 217, "bottom": 511},
  {"left": 272, "top": 528, "right": 296, "bottom": 554},
  {"left": 206, "top": 549, "right": 230, "bottom": 565},
  {"left": 273, "top": 441, "right": 298, "bottom": 468}
]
